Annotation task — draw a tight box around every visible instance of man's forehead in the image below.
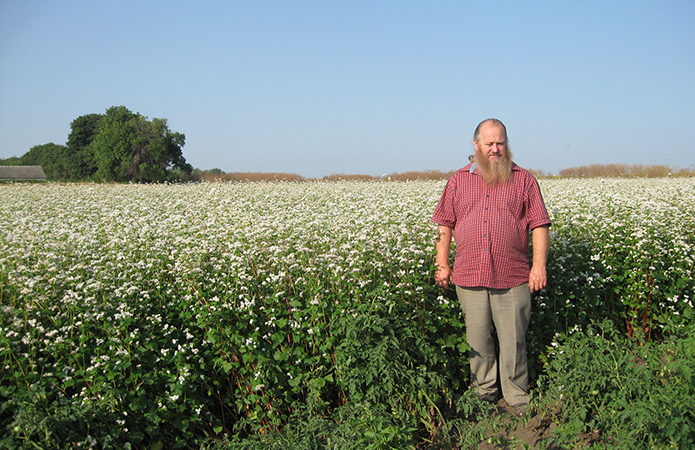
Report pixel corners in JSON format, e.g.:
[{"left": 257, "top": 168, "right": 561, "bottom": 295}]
[{"left": 480, "top": 124, "right": 506, "bottom": 141}]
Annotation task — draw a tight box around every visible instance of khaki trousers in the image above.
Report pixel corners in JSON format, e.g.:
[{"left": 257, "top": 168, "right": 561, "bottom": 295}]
[{"left": 456, "top": 284, "right": 531, "bottom": 406}]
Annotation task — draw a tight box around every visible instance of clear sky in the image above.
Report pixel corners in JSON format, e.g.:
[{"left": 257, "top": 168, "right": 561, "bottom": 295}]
[{"left": 1, "top": 1, "right": 694, "bottom": 177}]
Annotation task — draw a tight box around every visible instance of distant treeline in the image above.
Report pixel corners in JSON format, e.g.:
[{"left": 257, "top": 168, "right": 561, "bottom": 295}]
[
  {"left": 192, "top": 164, "right": 694, "bottom": 182},
  {"left": 556, "top": 163, "right": 694, "bottom": 178},
  {"left": 191, "top": 169, "right": 457, "bottom": 182},
  {"left": 4, "top": 138, "right": 693, "bottom": 183}
]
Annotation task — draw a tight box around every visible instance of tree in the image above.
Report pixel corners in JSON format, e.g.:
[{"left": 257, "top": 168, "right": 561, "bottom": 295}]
[
  {"left": 0, "top": 156, "right": 22, "bottom": 166},
  {"left": 90, "top": 106, "right": 192, "bottom": 182},
  {"left": 127, "top": 115, "right": 191, "bottom": 182},
  {"left": 90, "top": 106, "right": 137, "bottom": 182},
  {"left": 21, "top": 143, "right": 70, "bottom": 180},
  {"left": 66, "top": 113, "right": 103, "bottom": 179}
]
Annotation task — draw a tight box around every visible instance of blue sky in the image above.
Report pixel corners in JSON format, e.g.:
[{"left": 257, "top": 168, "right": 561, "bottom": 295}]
[{"left": 1, "top": 1, "right": 693, "bottom": 177}]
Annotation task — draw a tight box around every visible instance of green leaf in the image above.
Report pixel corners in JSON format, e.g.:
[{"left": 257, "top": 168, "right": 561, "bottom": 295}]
[{"left": 274, "top": 349, "right": 289, "bottom": 362}]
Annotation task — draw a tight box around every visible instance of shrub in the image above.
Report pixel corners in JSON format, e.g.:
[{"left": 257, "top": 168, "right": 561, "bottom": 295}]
[{"left": 537, "top": 321, "right": 695, "bottom": 449}]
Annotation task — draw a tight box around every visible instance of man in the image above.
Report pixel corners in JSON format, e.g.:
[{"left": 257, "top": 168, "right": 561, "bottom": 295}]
[{"left": 431, "top": 118, "right": 550, "bottom": 417}]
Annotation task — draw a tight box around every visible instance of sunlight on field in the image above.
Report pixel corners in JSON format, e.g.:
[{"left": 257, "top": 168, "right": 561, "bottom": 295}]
[{"left": 1, "top": 178, "right": 693, "bottom": 448}]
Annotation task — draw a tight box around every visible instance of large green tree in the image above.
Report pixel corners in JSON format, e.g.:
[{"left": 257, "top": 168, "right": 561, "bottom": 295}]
[
  {"left": 65, "top": 113, "right": 103, "bottom": 179},
  {"left": 90, "top": 106, "right": 192, "bottom": 182}
]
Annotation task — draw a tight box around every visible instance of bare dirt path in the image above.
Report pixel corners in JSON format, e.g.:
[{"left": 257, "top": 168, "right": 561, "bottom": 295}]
[
  {"left": 418, "top": 398, "right": 600, "bottom": 449},
  {"left": 477, "top": 399, "right": 599, "bottom": 449}
]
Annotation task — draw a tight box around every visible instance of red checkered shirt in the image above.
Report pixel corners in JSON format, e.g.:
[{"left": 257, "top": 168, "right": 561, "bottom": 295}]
[{"left": 432, "top": 162, "right": 551, "bottom": 289}]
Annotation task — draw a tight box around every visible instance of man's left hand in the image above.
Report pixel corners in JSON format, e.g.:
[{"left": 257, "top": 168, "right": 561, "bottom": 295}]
[{"left": 529, "top": 265, "right": 547, "bottom": 293}]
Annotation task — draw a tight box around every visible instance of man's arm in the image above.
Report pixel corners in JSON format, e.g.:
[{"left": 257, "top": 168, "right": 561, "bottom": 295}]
[
  {"left": 434, "top": 225, "right": 454, "bottom": 289},
  {"left": 529, "top": 225, "right": 550, "bottom": 293}
]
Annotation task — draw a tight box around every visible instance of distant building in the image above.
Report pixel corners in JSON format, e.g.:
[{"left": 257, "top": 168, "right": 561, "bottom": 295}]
[{"left": 0, "top": 166, "right": 47, "bottom": 180}]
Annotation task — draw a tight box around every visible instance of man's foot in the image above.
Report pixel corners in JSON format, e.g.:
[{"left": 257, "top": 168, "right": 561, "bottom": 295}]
[
  {"left": 512, "top": 403, "right": 532, "bottom": 418},
  {"left": 478, "top": 392, "right": 500, "bottom": 403}
]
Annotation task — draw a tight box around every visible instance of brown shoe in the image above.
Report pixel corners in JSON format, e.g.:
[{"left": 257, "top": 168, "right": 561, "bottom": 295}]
[
  {"left": 512, "top": 403, "right": 531, "bottom": 418},
  {"left": 479, "top": 392, "right": 500, "bottom": 403}
]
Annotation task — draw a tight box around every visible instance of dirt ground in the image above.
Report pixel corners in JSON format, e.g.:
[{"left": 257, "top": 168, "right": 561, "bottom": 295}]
[
  {"left": 477, "top": 399, "right": 564, "bottom": 450},
  {"left": 420, "top": 398, "right": 600, "bottom": 450}
]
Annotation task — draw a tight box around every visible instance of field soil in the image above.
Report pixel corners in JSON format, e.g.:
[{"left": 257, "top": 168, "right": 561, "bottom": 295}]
[{"left": 421, "top": 398, "right": 600, "bottom": 449}]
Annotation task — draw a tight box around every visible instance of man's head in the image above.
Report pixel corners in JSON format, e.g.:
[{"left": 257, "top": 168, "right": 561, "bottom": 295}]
[{"left": 473, "top": 118, "right": 513, "bottom": 185}]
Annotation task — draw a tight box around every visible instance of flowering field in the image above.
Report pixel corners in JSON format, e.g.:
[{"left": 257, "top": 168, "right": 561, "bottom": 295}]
[{"left": 1, "top": 179, "right": 694, "bottom": 449}]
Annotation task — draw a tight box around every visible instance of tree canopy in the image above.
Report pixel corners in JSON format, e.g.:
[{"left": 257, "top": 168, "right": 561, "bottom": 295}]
[
  {"left": 91, "top": 106, "right": 191, "bottom": 182},
  {"left": 20, "top": 143, "right": 70, "bottom": 180},
  {"left": 65, "top": 113, "right": 103, "bottom": 179},
  {"left": 1, "top": 106, "right": 192, "bottom": 182}
]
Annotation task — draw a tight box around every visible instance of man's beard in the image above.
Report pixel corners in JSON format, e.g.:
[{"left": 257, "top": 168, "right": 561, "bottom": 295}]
[{"left": 475, "top": 149, "right": 513, "bottom": 186}]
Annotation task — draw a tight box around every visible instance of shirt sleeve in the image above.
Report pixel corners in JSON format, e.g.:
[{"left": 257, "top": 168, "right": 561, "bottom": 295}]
[
  {"left": 526, "top": 177, "right": 551, "bottom": 230},
  {"left": 431, "top": 175, "right": 458, "bottom": 229}
]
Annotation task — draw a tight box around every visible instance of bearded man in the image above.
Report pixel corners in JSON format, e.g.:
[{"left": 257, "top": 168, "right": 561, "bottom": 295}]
[{"left": 431, "top": 118, "right": 551, "bottom": 417}]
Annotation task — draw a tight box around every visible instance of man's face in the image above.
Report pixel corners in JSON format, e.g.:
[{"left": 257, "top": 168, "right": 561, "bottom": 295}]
[
  {"left": 473, "top": 121, "right": 512, "bottom": 185},
  {"left": 473, "top": 123, "right": 507, "bottom": 162}
]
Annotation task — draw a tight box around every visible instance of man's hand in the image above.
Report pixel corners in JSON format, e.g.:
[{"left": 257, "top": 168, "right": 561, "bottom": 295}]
[
  {"left": 529, "top": 225, "right": 550, "bottom": 293},
  {"left": 529, "top": 264, "right": 547, "bottom": 293},
  {"left": 435, "top": 265, "right": 453, "bottom": 289},
  {"left": 434, "top": 225, "right": 454, "bottom": 289}
]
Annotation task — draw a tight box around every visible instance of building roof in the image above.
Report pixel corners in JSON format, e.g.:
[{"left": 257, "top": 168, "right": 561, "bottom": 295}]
[{"left": 0, "top": 166, "right": 47, "bottom": 180}]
